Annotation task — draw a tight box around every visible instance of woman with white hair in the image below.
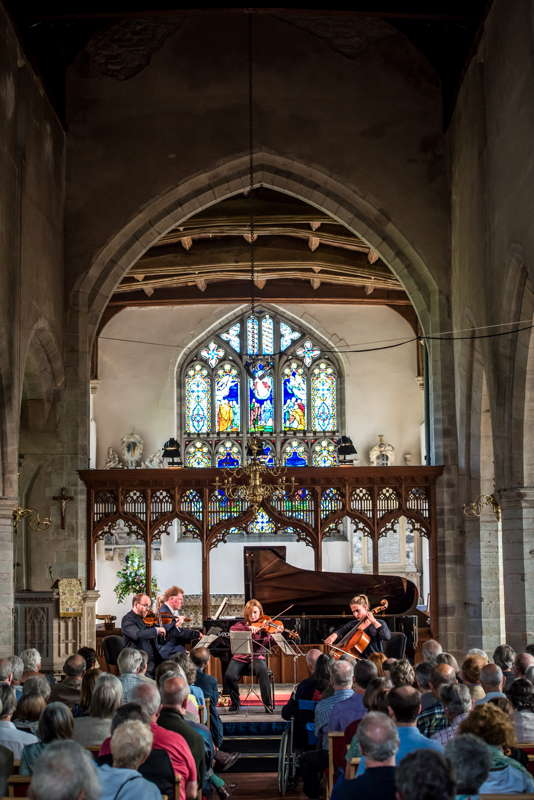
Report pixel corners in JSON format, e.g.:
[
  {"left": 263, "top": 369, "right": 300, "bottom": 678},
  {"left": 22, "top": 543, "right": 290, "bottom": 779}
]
[
  {"left": 97, "top": 719, "right": 160, "bottom": 799},
  {"left": 72, "top": 673, "right": 123, "bottom": 747}
]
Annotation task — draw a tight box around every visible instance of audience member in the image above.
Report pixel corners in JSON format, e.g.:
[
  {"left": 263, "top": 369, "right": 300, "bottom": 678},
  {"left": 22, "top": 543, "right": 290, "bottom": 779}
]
[
  {"left": 526, "top": 644, "right": 534, "bottom": 657},
  {"left": 431, "top": 683, "right": 471, "bottom": 745},
  {"left": 445, "top": 733, "right": 491, "bottom": 798},
  {"left": 97, "top": 703, "right": 175, "bottom": 798},
  {"left": 329, "top": 659, "right": 377, "bottom": 733},
  {"left": 117, "top": 647, "right": 146, "bottom": 701},
  {"left": 13, "top": 692, "right": 46, "bottom": 734},
  {"left": 526, "top": 665, "right": 534, "bottom": 684},
  {"left": 368, "top": 652, "right": 387, "bottom": 677},
  {"left": 21, "top": 675, "right": 51, "bottom": 702},
  {"left": 514, "top": 652, "right": 534, "bottom": 678},
  {"left": 19, "top": 649, "right": 44, "bottom": 684},
  {"left": 459, "top": 702, "right": 534, "bottom": 794},
  {"left": 507, "top": 678, "right": 534, "bottom": 743},
  {"left": 73, "top": 673, "right": 123, "bottom": 747},
  {"left": 466, "top": 647, "right": 489, "bottom": 661},
  {"left": 28, "top": 740, "right": 100, "bottom": 800},
  {"left": 20, "top": 701, "right": 73, "bottom": 775},
  {"left": 8, "top": 656, "right": 24, "bottom": 699},
  {"left": 382, "top": 658, "right": 397, "bottom": 679},
  {"left": 477, "top": 663, "right": 505, "bottom": 704},
  {"left": 390, "top": 659, "right": 415, "bottom": 688},
  {"left": 396, "top": 749, "right": 455, "bottom": 800},
  {"left": 416, "top": 663, "right": 457, "bottom": 738},
  {"left": 0, "top": 742, "right": 12, "bottom": 797},
  {"left": 300, "top": 659, "right": 353, "bottom": 798},
  {"left": 191, "top": 646, "right": 225, "bottom": 748},
  {"left": 421, "top": 638, "right": 443, "bottom": 665},
  {"left": 49, "top": 654, "right": 86, "bottom": 708},
  {"left": 415, "top": 661, "right": 435, "bottom": 710},
  {"left": 137, "top": 650, "right": 155, "bottom": 683},
  {"left": 0, "top": 660, "right": 13, "bottom": 686},
  {"left": 127, "top": 682, "right": 197, "bottom": 800},
  {"left": 357, "top": 685, "right": 442, "bottom": 776},
  {"left": 172, "top": 652, "right": 205, "bottom": 722},
  {"left": 344, "top": 677, "right": 391, "bottom": 774},
  {"left": 158, "top": 675, "right": 207, "bottom": 790},
  {"left": 460, "top": 654, "right": 487, "bottom": 701},
  {"left": 436, "top": 652, "right": 460, "bottom": 672},
  {"left": 77, "top": 647, "right": 98, "bottom": 671},
  {"left": 0, "top": 685, "right": 37, "bottom": 757},
  {"left": 73, "top": 666, "right": 103, "bottom": 717},
  {"left": 98, "top": 720, "right": 161, "bottom": 799},
  {"left": 493, "top": 644, "right": 516, "bottom": 689},
  {"left": 333, "top": 712, "right": 398, "bottom": 800}
]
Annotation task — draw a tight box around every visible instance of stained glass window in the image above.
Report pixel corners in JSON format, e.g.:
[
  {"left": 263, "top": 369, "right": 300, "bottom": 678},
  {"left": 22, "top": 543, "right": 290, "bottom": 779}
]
[
  {"left": 185, "top": 440, "right": 211, "bottom": 467},
  {"left": 256, "top": 440, "right": 275, "bottom": 466},
  {"left": 312, "top": 438, "right": 337, "bottom": 466},
  {"left": 280, "top": 321, "right": 301, "bottom": 350},
  {"left": 181, "top": 489, "right": 203, "bottom": 519},
  {"left": 296, "top": 339, "right": 320, "bottom": 367},
  {"left": 283, "top": 439, "right": 308, "bottom": 466},
  {"left": 221, "top": 323, "right": 241, "bottom": 352},
  {"left": 200, "top": 341, "right": 224, "bottom": 368},
  {"left": 248, "top": 508, "right": 276, "bottom": 536},
  {"left": 311, "top": 361, "right": 337, "bottom": 431},
  {"left": 249, "top": 366, "right": 274, "bottom": 433},
  {"left": 247, "top": 316, "right": 259, "bottom": 355},
  {"left": 185, "top": 363, "right": 211, "bottom": 433},
  {"left": 282, "top": 361, "right": 307, "bottom": 431},
  {"left": 262, "top": 315, "right": 274, "bottom": 355},
  {"left": 216, "top": 441, "right": 241, "bottom": 468},
  {"left": 215, "top": 363, "right": 240, "bottom": 433}
]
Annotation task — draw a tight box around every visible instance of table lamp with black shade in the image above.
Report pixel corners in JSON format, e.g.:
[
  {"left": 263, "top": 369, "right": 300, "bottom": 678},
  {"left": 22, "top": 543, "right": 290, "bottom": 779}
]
[
  {"left": 162, "top": 438, "right": 182, "bottom": 468},
  {"left": 336, "top": 435, "right": 357, "bottom": 465}
]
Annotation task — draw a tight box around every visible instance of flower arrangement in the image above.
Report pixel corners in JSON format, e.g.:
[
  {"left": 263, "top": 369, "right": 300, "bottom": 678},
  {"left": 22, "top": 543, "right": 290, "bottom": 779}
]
[{"left": 114, "top": 548, "right": 159, "bottom": 603}]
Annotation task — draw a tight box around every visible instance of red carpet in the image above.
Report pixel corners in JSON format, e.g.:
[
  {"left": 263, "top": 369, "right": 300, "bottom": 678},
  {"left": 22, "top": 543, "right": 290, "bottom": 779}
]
[{"left": 219, "top": 690, "right": 292, "bottom": 707}]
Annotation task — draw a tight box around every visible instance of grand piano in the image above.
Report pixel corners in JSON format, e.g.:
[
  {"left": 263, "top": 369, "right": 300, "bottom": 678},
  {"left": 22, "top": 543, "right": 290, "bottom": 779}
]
[{"left": 205, "top": 546, "right": 422, "bottom": 677}]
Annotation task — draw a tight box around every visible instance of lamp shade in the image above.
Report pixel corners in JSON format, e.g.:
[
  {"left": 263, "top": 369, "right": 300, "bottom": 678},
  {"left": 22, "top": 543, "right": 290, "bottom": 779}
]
[{"left": 162, "top": 438, "right": 182, "bottom": 466}]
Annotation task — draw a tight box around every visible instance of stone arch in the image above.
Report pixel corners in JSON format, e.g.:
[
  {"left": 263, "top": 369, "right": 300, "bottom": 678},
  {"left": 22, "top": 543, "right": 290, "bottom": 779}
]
[{"left": 20, "top": 318, "right": 64, "bottom": 430}]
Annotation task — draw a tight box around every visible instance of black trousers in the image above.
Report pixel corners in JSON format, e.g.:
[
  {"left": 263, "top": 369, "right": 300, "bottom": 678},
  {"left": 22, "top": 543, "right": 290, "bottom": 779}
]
[
  {"left": 223, "top": 657, "right": 272, "bottom": 708},
  {"left": 300, "top": 749, "right": 329, "bottom": 799}
]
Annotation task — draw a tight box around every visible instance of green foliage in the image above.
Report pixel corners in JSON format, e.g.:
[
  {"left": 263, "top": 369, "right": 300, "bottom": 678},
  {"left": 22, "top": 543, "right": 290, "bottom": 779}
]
[{"left": 114, "top": 548, "right": 159, "bottom": 604}]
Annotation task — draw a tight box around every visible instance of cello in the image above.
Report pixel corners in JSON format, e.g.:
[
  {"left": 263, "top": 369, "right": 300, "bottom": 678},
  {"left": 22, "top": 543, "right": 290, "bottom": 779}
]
[{"left": 329, "top": 599, "right": 389, "bottom": 660}]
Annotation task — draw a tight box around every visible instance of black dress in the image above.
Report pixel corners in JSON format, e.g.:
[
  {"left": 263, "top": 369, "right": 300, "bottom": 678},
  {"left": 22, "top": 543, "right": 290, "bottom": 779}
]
[{"left": 333, "top": 616, "right": 391, "bottom": 656}]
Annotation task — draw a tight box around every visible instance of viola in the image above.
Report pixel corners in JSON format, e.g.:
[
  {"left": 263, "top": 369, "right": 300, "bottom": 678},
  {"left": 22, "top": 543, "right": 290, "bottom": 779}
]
[
  {"left": 329, "top": 599, "right": 389, "bottom": 660},
  {"left": 252, "top": 614, "right": 300, "bottom": 640},
  {"left": 143, "top": 612, "right": 192, "bottom": 627}
]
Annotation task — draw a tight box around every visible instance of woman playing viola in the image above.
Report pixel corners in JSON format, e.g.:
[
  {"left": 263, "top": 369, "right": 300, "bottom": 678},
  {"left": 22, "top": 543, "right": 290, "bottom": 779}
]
[
  {"left": 223, "top": 599, "right": 274, "bottom": 714},
  {"left": 323, "top": 594, "right": 391, "bottom": 658}
]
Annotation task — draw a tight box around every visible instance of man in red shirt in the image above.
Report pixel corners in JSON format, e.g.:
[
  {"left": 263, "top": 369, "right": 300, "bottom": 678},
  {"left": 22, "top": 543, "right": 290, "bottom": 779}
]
[{"left": 99, "top": 682, "right": 197, "bottom": 800}]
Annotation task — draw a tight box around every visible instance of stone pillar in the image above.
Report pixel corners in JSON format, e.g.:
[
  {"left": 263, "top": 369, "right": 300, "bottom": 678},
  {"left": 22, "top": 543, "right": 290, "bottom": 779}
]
[
  {"left": 81, "top": 590, "right": 100, "bottom": 649},
  {"left": 0, "top": 498, "right": 16, "bottom": 656},
  {"left": 499, "top": 487, "right": 534, "bottom": 649},
  {"left": 89, "top": 381, "right": 99, "bottom": 469}
]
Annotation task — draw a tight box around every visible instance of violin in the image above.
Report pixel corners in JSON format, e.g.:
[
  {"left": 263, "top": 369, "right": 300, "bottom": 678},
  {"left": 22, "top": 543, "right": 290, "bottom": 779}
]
[
  {"left": 143, "top": 612, "right": 192, "bottom": 627},
  {"left": 329, "top": 599, "right": 389, "bottom": 660},
  {"left": 252, "top": 614, "right": 300, "bottom": 640}
]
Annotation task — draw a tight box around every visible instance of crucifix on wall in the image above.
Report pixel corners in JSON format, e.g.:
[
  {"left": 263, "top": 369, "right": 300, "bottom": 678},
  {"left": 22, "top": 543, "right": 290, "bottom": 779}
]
[{"left": 52, "top": 487, "right": 74, "bottom": 529}]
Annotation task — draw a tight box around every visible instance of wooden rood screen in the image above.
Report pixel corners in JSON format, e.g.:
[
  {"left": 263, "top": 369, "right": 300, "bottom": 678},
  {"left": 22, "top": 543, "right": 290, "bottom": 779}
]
[{"left": 79, "top": 466, "right": 443, "bottom": 628}]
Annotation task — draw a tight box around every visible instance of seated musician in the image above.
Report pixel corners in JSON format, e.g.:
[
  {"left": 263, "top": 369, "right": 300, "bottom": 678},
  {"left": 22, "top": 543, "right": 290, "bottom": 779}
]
[
  {"left": 223, "top": 599, "right": 274, "bottom": 714},
  {"left": 157, "top": 586, "right": 200, "bottom": 660},
  {"left": 323, "top": 594, "right": 391, "bottom": 657},
  {"left": 121, "top": 594, "right": 166, "bottom": 676}
]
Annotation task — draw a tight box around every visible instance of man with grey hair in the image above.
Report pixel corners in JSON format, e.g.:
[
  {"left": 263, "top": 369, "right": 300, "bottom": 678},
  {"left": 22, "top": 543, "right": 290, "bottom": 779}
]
[
  {"left": 431, "top": 683, "right": 472, "bottom": 744},
  {"left": 73, "top": 673, "right": 123, "bottom": 747},
  {"left": 302, "top": 659, "right": 354, "bottom": 799},
  {"left": 98, "top": 720, "right": 160, "bottom": 799},
  {"left": 19, "top": 649, "right": 43, "bottom": 683},
  {"left": 445, "top": 733, "right": 491, "bottom": 796},
  {"left": 158, "top": 675, "right": 207, "bottom": 791},
  {"left": 476, "top": 663, "right": 506, "bottom": 704},
  {"left": 129, "top": 681, "right": 198, "bottom": 799},
  {"left": 421, "top": 638, "right": 443, "bottom": 665},
  {"left": 494, "top": 644, "right": 516, "bottom": 689},
  {"left": 333, "top": 712, "right": 399, "bottom": 800},
  {"left": 329, "top": 659, "right": 378, "bottom": 733},
  {"left": 0, "top": 660, "right": 13, "bottom": 686},
  {"left": 0, "top": 685, "right": 37, "bottom": 757},
  {"left": 117, "top": 647, "right": 146, "bottom": 701},
  {"left": 28, "top": 740, "right": 100, "bottom": 800}
]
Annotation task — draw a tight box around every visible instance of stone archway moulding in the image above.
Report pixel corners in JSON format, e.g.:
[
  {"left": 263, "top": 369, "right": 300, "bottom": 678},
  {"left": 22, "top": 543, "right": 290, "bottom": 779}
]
[{"left": 74, "top": 152, "right": 440, "bottom": 349}]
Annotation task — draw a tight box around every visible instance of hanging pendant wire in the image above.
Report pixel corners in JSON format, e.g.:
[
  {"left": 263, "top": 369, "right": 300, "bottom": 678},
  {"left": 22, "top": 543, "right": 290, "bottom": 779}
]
[{"left": 248, "top": 12, "right": 256, "bottom": 321}]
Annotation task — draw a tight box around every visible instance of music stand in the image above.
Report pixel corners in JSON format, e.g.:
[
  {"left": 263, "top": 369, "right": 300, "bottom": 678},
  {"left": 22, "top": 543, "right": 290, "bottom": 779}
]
[
  {"left": 229, "top": 630, "right": 272, "bottom": 712},
  {"left": 271, "top": 633, "right": 306, "bottom": 685},
  {"left": 193, "top": 633, "right": 219, "bottom": 649}
]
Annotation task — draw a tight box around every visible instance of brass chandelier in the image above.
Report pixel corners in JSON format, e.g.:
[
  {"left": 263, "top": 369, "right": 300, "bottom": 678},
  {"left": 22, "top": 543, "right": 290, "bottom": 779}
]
[{"left": 214, "top": 438, "right": 296, "bottom": 512}]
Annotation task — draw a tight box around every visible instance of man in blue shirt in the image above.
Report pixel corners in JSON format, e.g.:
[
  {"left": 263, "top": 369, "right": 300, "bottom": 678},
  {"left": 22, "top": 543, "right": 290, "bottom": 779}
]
[
  {"left": 333, "top": 712, "right": 399, "bottom": 800},
  {"left": 356, "top": 685, "right": 443, "bottom": 775}
]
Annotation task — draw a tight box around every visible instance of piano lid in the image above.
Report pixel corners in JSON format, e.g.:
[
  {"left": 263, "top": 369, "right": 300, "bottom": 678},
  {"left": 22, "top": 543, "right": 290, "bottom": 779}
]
[{"left": 244, "top": 546, "right": 418, "bottom": 616}]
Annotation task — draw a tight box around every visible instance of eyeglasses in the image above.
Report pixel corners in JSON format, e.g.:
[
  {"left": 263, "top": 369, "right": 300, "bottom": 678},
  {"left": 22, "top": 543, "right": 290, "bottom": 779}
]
[{"left": 137, "top": 602, "right": 151, "bottom": 608}]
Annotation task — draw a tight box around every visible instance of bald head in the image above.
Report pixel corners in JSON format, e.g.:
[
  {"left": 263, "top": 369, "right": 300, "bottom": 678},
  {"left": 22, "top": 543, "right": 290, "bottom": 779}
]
[
  {"left": 480, "top": 663, "right": 504, "bottom": 692},
  {"left": 161, "top": 675, "right": 189, "bottom": 709},
  {"left": 190, "top": 647, "right": 210, "bottom": 668},
  {"left": 64, "top": 654, "right": 86, "bottom": 677},
  {"left": 305, "top": 649, "right": 322, "bottom": 673},
  {"left": 515, "top": 653, "right": 534, "bottom": 677},
  {"left": 430, "top": 663, "right": 457, "bottom": 697}
]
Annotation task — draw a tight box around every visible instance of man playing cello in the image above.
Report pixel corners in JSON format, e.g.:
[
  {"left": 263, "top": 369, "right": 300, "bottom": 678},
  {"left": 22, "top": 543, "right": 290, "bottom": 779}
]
[{"left": 323, "top": 594, "right": 391, "bottom": 658}]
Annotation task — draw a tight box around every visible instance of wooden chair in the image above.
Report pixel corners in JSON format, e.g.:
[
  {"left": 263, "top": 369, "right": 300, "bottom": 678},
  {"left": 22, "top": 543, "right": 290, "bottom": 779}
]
[
  {"left": 10, "top": 763, "right": 19, "bottom": 776},
  {"left": 326, "top": 732, "right": 346, "bottom": 798},
  {"left": 517, "top": 743, "right": 534, "bottom": 777},
  {"left": 346, "top": 756, "right": 360, "bottom": 780},
  {"left": 7, "top": 775, "right": 31, "bottom": 797},
  {"left": 85, "top": 745, "right": 101, "bottom": 761}
]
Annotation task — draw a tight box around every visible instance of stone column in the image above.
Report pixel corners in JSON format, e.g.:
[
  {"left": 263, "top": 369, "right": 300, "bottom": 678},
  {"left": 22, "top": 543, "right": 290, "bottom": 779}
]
[
  {"left": 499, "top": 487, "right": 534, "bottom": 649},
  {"left": 0, "top": 498, "right": 16, "bottom": 656}
]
